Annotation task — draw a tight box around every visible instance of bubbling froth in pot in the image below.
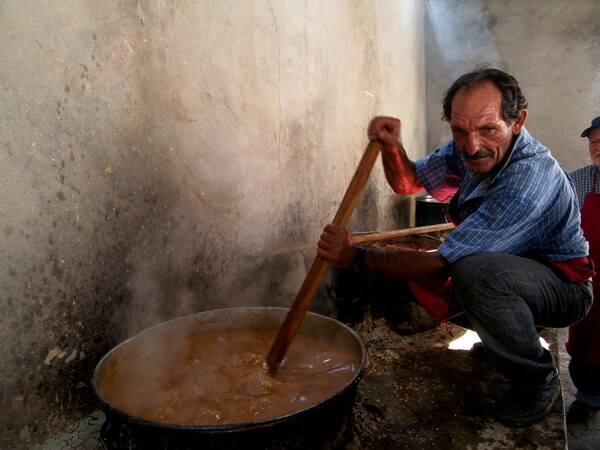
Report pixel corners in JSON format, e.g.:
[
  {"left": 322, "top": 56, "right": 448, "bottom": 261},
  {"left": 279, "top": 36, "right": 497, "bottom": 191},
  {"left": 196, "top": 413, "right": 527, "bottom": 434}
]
[{"left": 98, "top": 328, "right": 359, "bottom": 426}]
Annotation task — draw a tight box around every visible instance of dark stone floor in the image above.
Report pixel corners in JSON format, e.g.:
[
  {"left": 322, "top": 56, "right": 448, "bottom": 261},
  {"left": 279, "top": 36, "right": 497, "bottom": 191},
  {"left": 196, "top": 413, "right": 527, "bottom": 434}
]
[
  {"left": 558, "top": 329, "right": 600, "bottom": 450},
  {"left": 345, "top": 317, "right": 565, "bottom": 449}
]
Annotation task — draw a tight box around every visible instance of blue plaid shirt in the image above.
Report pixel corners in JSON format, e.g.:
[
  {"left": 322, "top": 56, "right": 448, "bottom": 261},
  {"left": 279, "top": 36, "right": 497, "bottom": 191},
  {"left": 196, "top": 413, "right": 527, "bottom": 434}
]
[
  {"left": 415, "top": 128, "right": 588, "bottom": 264},
  {"left": 570, "top": 164, "right": 600, "bottom": 211}
]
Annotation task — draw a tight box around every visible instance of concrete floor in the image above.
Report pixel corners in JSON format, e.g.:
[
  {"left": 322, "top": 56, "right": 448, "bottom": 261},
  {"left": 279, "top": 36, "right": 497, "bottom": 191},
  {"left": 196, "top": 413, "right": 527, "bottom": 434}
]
[
  {"left": 345, "top": 319, "right": 566, "bottom": 449},
  {"left": 40, "top": 320, "right": 600, "bottom": 450},
  {"left": 347, "top": 318, "right": 600, "bottom": 449},
  {"left": 557, "top": 329, "right": 600, "bottom": 450}
]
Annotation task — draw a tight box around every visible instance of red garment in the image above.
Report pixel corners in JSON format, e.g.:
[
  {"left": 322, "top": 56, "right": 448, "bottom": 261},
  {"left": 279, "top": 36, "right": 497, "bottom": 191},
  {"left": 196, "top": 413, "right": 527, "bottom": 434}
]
[
  {"left": 567, "top": 171, "right": 600, "bottom": 365},
  {"left": 551, "top": 257, "right": 595, "bottom": 282},
  {"left": 408, "top": 278, "right": 453, "bottom": 323}
]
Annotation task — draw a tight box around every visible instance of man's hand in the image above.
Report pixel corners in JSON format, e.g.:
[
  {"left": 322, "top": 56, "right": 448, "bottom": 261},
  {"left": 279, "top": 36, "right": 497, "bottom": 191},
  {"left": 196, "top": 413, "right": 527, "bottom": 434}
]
[
  {"left": 368, "top": 116, "right": 423, "bottom": 195},
  {"left": 368, "top": 116, "right": 402, "bottom": 155},
  {"left": 316, "top": 224, "right": 357, "bottom": 268}
]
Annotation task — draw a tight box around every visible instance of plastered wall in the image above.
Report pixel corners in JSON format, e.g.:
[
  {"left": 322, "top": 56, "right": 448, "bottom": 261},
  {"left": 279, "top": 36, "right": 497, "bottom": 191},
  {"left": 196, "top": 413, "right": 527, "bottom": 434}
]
[{"left": 0, "top": 1, "right": 425, "bottom": 447}]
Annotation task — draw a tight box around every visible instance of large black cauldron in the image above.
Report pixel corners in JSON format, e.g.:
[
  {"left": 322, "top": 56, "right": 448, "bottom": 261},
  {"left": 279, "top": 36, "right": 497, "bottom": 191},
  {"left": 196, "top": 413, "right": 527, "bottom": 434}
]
[{"left": 93, "top": 307, "right": 368, "bottom": 450}]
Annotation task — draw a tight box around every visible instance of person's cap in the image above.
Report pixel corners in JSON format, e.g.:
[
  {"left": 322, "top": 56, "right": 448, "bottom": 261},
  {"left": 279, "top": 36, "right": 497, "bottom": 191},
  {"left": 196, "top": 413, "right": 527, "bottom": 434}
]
[{"left": 581, "top": 116, "right": 600, "bottom": 137}]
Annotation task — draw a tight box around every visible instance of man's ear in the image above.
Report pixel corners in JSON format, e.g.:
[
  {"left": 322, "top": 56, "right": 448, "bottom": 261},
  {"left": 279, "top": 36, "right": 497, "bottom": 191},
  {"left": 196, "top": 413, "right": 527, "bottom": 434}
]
[{"left": 512, "top": 109, "right": 528, "bottom": 135}]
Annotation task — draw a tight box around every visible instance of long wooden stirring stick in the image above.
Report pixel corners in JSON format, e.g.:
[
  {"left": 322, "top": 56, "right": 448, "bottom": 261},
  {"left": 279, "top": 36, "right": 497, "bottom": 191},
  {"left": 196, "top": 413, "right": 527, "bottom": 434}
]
[
  {"left": 266, "top": 141, "right": 382, "bottom": 373},
  {"left": 267, "top": 222, "right": 455, "bottom": 256}
]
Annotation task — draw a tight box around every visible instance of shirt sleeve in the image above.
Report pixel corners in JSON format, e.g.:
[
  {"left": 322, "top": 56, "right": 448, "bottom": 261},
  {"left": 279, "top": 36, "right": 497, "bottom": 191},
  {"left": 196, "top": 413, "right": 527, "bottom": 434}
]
[
  {"left": 415, "top": 141, "right": 463, "bottom": 203},
  {"left": 569, "top": 165, "right": 595, "bottom": 211}
]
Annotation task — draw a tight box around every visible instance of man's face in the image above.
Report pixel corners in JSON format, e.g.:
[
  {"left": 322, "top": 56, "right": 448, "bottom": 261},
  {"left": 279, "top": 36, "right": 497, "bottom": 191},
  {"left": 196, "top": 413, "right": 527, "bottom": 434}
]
[
  {"left": 449, "top": 81, "right": 526, "bottom": 178},
  {"left": 588, "top": 128, "right": 600, "bottom": 168}
]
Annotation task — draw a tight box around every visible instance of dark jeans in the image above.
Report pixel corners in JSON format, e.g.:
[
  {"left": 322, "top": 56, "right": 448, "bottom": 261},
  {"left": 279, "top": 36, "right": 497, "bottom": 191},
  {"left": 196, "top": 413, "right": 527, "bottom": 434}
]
[
  {"left": 569, "top": 357, "right": 600, "bottom": 407},
  {"left": 451, "top": 253, "right": 593, "bottom": 386}
]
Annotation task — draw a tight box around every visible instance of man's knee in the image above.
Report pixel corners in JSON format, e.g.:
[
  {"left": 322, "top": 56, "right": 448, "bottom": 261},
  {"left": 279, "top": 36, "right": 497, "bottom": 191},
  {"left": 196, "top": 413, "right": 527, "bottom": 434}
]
[
  {"left": 450, "top": 253, "right": 512, "bottom": 308},
  {"left": 450, "top": 253, "right": 490, "bottom": 289}
]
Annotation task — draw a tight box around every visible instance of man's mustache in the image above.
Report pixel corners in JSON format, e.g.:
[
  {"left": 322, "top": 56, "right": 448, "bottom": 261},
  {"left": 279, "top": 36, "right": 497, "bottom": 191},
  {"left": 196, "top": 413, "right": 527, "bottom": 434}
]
[{"left": 464, "top": 151, "right": 493, "bottom": 160}]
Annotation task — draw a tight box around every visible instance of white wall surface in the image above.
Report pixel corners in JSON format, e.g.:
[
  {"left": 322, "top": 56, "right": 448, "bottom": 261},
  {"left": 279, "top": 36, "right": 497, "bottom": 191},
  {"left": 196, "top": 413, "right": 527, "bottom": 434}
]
[{"left": 0, "top": 1, "right": 426, "bottom": 447}]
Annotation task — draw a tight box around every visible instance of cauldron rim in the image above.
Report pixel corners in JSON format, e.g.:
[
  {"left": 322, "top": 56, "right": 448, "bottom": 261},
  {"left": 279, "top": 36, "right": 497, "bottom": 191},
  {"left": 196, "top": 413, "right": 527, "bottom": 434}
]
[{"left": 92, "top": 306, "right": 368, "bottom": 433}]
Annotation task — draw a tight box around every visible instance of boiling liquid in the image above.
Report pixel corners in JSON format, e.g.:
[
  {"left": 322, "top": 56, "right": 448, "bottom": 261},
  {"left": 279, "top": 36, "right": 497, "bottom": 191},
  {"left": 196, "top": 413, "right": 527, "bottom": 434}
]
[{"left": 99, "top": 328, "right": 359, "bottom": 426}]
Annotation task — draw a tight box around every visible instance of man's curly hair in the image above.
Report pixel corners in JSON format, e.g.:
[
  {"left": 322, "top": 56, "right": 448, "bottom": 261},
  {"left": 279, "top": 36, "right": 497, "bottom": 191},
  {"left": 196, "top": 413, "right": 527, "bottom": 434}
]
[{"left": 442, "top": 66, "right": 528, "bottom": 125}]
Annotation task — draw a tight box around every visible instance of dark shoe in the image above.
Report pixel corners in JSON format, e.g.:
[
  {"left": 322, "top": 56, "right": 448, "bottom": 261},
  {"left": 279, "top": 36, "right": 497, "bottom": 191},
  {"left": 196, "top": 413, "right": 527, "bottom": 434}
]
[
  {"left": 496, "top": 370, "right": 560, "bottom": 428},
  {"left": 469, "top": 342, "right": 489, "bottom": 361},
  {"left": 567, "top": 400, "right": 600, "bottom": 424}
]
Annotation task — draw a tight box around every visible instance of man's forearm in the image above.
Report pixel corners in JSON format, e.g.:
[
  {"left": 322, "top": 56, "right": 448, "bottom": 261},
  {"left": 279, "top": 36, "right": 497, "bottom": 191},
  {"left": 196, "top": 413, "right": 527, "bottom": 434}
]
[
  {"left": 381, "top": 145, "right": 424, "bottom": 195},
  {"left": 363, "top": 247, "right": 449, "bottom": 280}
]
